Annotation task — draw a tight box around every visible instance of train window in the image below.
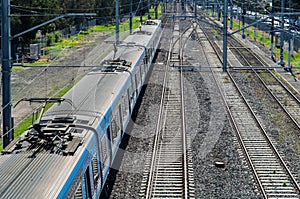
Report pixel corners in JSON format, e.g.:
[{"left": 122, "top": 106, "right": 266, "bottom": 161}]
[
  {"left": 92, "top": 155, "right": 99, "bottom": 187},
  {"left": 84, "top": 166, "right": 92, "bottom": 199}
]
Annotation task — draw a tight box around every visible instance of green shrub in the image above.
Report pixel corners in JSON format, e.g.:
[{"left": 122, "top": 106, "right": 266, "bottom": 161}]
[
  {"left": 46, "top": 34, "right": 53, "bottom": 46},
  {"left": 54, "top": 31, "right": 61, "bottom": 43}
]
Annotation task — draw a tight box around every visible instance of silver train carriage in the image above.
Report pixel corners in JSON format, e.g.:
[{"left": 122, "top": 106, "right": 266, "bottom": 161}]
[{"left": 0, "top": 19, "right": 162, "bottom": 199}]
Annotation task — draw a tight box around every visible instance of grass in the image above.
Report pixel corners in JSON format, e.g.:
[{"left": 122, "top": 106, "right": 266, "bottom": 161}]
[
  {"left": 291, "top": 54, "right": 300, "bottom": 67},
  {"left": 212, "top": 29, "right": 220, "bottom": 38},
  {"left": 12, "top": 66, "right": 26, "bottom": 72},
  {"left": 259, "top": 71, "right": 276, "bottom": 82},
  {"left": 279, "top": 133, "right": 283, "bottom": 142},
  {"left": 282, "top": 182, "right": 287, "bottom": 187},
  {"left": 223, "top": 76, "right": 230, "bottom": 83},
  {"left": 296, "top": 141, "right": 300, "bottom": 156}
]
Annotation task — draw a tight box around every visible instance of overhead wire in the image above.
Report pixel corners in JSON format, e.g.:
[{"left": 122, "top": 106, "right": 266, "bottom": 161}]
[{"left": 11, "top": 1, "right": 144, "bottom": 14}]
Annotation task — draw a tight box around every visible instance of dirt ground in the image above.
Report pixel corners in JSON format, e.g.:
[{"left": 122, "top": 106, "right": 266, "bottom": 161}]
[{"left": 1, "top": 30, "right": 116, "bottom": 129}]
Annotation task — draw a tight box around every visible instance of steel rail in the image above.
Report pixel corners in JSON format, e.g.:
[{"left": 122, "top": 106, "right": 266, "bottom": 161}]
[
  {"left": 255, "top": 72, "right": 300, "bottom": 129},
  {"left": 268, "top": 71, "right": 300, "bottom": 103},
  {"left": 195, "top": 21, "right": 268, "bottom": 198},
  {"left": 228, "top": 70, "right": 300, "bottom": 196},
  {"left": 179, "top": 23, "right": 189, "bottom": 199},
  {"left": 227, "top": 32, "right": 300, "bottom": 198},
  {"left": 197, "top": 18, "right": 300, "bottom": 198},
  {"left": 144, "top": 22, "right": 173, "bottom": 199},
  {"left": 226, "top": 37, "right": 300, "bottom": 192},
  {"left": 144, "top": 6, "right": 192, "bottom": 197},
  {"left": 227, "top": 36, "right": 300, "bottom": 129}
]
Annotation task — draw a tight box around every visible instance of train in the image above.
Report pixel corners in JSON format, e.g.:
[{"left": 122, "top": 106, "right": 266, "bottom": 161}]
[{"left": 0, "top": 19, "right": 162, "bottom": 198}]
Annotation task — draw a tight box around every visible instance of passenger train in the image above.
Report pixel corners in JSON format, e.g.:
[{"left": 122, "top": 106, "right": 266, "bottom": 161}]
[{"left": 0, "top": 19, "right": 162, "bottom": 198}]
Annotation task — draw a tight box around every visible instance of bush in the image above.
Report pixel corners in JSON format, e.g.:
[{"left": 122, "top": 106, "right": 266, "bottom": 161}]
[
  {"left": 46, "top": 34, "right": 53, "bottom": 46},
  {"left": 54, "top": 31, "right": 61, "bottom": 43}
]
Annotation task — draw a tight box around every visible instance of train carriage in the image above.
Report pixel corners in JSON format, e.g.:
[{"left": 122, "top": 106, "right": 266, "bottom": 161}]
[{"left": 0, "top": 19, "right": 161, "bottom": 199}]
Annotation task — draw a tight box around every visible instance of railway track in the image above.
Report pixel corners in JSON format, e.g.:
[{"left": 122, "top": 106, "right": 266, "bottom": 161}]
[
  {"left": 140, "top": 5, "right": 195, "bottom": 198},
  {"left": 195, "top": 17, "right": 300, "bottom": 198},
  {"left": 259, "top": 71, "right": 300, "bottom": 128},
  {"left": 227, "top": 37, "right": 300, "bottom": 128},
  {"left": 224, "top": 72, "right": 300, "bottom": 198}
]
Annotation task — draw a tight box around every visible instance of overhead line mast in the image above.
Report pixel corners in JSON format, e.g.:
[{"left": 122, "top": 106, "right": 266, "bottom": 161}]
[{"left": 2, "top": 0, "right": 13, "bottom": 148}]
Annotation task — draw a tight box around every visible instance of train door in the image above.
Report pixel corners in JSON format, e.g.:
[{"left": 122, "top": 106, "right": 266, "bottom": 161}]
[
  {"left": 143, "top": 55, "right": 148, "bottom": 74},
  {"left": 134, "top": 74, "right": 138, "bottom": 96},
  {"left": 122, "top": 89, "right": 129, "bottom": 126},
  {"left": 147, "top": 48, "right": 152, "bottom": 68},
  {"left": 83, "top": 166, "right": 92, "bottom": 199},
  {"left": 139, "top": 63, "right": 143, "bottom": 84},
  {"left": 131, "top": 74, "right": 135, "bottom": 100},
  {"left": 106, "top": 125, "right": 113, "bottom": 165},
  {"left": 111, "top": 119, "right": 118, "bottom": 145},
  {"left": 111, "top": 107, "right": 121, "bottom": 147},
  {"left": 100, "top": 123, "right": 112, "bottom": 176},
  {"left": 92, "top": 155, "right": 101, "bottom": 190},
  {"left": 118, "top": 104, "right": 124, "bottom": 137},
  {"left": 127, "top": 89, "right": 131, "bottom": 114}
]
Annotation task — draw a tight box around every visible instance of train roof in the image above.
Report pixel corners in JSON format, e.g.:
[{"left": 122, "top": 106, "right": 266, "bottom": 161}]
[
  {"left": 0, "top": 19, "right": 161, "bottom": 198},
  {"left": 43, "top": 19, "right": 161, "bottom": 122},
  {"left": 0, "top": 151, "right": 81, "bottom": 198}
]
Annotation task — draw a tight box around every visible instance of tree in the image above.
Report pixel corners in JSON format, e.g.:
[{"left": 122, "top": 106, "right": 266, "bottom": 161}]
[{"left": 10, "top": 0, "right": 150, "bottom": 49}]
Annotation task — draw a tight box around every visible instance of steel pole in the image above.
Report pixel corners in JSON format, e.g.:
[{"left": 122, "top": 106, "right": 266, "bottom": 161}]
[
  {"left": 223, "top": 0, "right": 228, "bottom": 72},
  {"left": 271, "top": 0, "right": 275, "bottom": 54},
  {"left": 217, "top": 5, "right": 220, "bottom": 21},
  {"left": 140, "top": 0, "right": 143, "bottom": 24},
  {"left": 130, "top": 0, "right": 133, "bottom": 34},
  {"left": 279, "top": 0, "right": 285, "bottom": 66},
  {"left": 116, "top": 0, "right": 120, "bottom": 45},
  {"left": 165, "top": 0, "right": 167, "bottom": 13},
  {"left": 242, "top": 0, "right": 245, "bottom": 39},
  {"left": 287, "top": 0, "right": 291, "bottom": 70},
  {"left": 148, "top": 0, "right": 151, "bottom": 19},
  {"left": 194, "top": 0, "right": 197, "bottom": 17},
  {"left": 2, "top": 0, "right": 13, "bottom": 148},
  {"left": 212, "top": 1, "right": 214, "bottom": 17},
  {"left": 155, "top": 1, "right": 158, "bottom": 19},
  {"left": 230, "top": 0, "right": 233, "bottom": 29}
]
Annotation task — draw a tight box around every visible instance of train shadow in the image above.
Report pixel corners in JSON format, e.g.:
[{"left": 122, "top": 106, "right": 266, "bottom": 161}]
[{"left": 100, "top": 85, "right": 147, "bottom": 199}]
